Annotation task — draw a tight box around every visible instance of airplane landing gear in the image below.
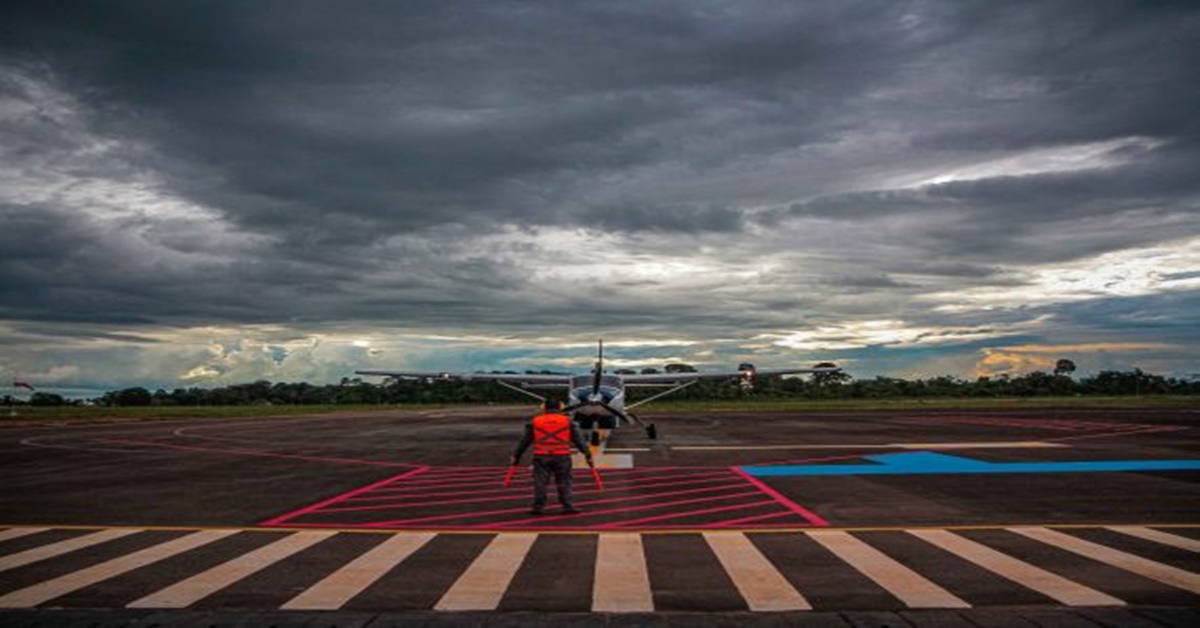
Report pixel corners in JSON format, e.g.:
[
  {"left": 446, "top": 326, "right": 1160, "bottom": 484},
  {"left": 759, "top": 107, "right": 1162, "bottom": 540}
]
[{"left": 625, "top": 409, "right": 656, "bottom": 439}]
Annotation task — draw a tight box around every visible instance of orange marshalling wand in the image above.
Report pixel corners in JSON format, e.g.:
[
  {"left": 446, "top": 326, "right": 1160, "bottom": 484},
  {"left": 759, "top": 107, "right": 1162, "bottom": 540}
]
[
  {"left": 503, "top": 465, "right": 519, "bottom": 488},
  {"left": 590, "top": 465, "right": 603, "bottom": 490}
]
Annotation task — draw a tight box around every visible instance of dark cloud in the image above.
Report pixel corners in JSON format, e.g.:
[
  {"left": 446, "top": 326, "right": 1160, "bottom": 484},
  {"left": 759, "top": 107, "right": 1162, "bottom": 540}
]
[
  {"left": 2, "top": 1, "right": 1198, "bottom": 390},
  {"left": 1, "top": 0, "right": 922, "bottom": 242},
  {"left": 910, "top": 2, "right": 1200, "bottom": 151}
]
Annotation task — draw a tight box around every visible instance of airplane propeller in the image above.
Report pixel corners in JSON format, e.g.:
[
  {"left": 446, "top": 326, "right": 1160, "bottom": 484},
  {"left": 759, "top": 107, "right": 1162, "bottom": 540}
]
[
  {"left": 591, "top": 339, "right": 604, "bottom": 400},
  {"left": 563, "top": 339, "right": 657, "bottom": 439},
  {"left": 562, "top": 399, "right": 657, "bottom": 439}
]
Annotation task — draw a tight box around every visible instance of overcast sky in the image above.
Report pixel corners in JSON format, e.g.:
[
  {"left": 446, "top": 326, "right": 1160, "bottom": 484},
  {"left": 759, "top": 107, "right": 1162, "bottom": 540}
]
[{"left": 2, "top": 1, "right": 1198, "bottom": 396}]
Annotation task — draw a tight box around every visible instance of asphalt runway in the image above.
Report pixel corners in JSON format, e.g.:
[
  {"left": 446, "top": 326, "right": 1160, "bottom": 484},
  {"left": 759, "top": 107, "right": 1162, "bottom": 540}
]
[{"left": 1, "top": 405, "right": 1198, "bottom": 625}]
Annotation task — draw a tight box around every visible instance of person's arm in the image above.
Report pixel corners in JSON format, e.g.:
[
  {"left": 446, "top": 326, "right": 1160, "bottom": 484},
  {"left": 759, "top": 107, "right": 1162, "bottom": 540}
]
[
  {"left": 570, "top": 422, "right": 593, "bottom": 464},
  {"left": 511, "top": 422, "right": 534, "bottom": 465}
]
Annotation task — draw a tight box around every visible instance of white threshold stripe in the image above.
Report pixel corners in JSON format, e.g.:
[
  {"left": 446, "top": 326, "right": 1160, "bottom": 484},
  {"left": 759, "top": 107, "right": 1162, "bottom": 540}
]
[
  {"left": 1107, "top": 526, "right": 1200, "bottom": 553},
  {"left": 593, "top": 533, "right": 654, "bottom": 613},
  {"left": 282, "top": 532, "right": 435, "bottom": 610},
  {"left": 909, "top": 529, "right": 1124, "bottom": 606},
  {"left": 808, "top": 531, "right": 969, "bottom": 609},
  {"left": 434, "top": 533, "right": 536, "bottom": 611},
  {"left": 0, "top": 529, "right": 237, "bottom": 608},
  {"left": 0, "top": 528, "right": 49, "bottom": 544},
  {"left": 128, "top": 530, "right": 337, "bottom": 609},
  {"left": 703, "top": 532, "right": 810, "bottom": 611},
  {"left": 1012, "top": 527, "right": 1200, "bottom": 595},
  {"left": 0, "top": 529, "right": 140, "bottom": 574}
]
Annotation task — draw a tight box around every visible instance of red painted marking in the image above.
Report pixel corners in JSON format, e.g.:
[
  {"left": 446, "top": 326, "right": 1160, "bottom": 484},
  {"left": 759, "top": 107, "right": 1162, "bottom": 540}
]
[
  {"left": 1049, "top": 425, "right": 1187, "bottom": 442},
  {"left": 352, "top": 483, "right": 754, "bottom": 527},
  {"left": 366, "top": 479, "right": 517, "bottom": 493},
  {"left": 346, "top": 485, "right": 519, "bottom": 502},
  {"left": 260, "top": 466, "right": 430, "bottom": 527},
  {"left": 324, "top": 481, "right": 751, "bottom": 515},
  {"left": 342, "top": 472, "right": 740, "bottom": 510},
  {"left": 351, "top": 470, "right": 736, "bottom": 505},
  {"left": 746, "top": 453, "right": 880, "bottom": 467},
  {"left": 702, "top": 510, "right": 796, "bottom": 528},
  {"left": 599, "top": 499, "right": 780, "bottom": 529},
  {"left": 262, "top": 463, "right": 830, "bottom": 531},
  {"left": 730, "top": 466, "right": 829, "bottom": 526},
  {"left": 96, "top": 438, "right": 412, "bottom": 468},
  {"left": 490, "top": 490, "right": 765, "bottom": 528},
  {"left": 379, "top": 470, "right": 738, "bottom": 498},
  {"left": 566, "top": 470, "right": 735, "bottom": 490},
  {"left": 272, "top": 520, "right": 828, "bottom": 533},
  {"left": 373, "top": 472, "right": 503, "bottom": 487},
  {"left": 396, "top": 468, "right": 504, "bottom": 485}
]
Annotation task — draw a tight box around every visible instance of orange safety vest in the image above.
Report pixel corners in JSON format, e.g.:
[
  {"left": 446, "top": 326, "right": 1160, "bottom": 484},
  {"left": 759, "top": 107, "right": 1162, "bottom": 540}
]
[{"left": 531, "top": 413, "right": 574, "bottom": 456}]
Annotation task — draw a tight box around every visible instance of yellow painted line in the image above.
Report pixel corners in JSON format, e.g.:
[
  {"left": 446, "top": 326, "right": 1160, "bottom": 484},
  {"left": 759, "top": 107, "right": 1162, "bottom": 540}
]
[
  {"left": 909, "top": 529, "right": 1124, "bottom": 606},
  {"left": 676, "top": 445, "right": 882, "bottom": 451},
  {"left": 673, "top": 441, "right": 1063, "bottom": 451},
  {"left": 0, "top": 527, "right": 49, "bottom": 544},
  {"left": 898, "top": 441, "right": 1066, "bottom": 449},
  {"left": 128, "top": 530, "right": 336, "bottom": 608},
  {"left": 434, "top": 532, "right": 536, "bottom": 611},
  {"left": 703, "top": 532, "right": 810, "bottom": 611},
  {"left": 0, "top": 529, "right": 237, "bottom": 608},
  {"left": 808, "top": 531, "right": 969, "bottom": 608},
  {"left": 593, "top": 533, "right": 654, "bottom": 613},
  {"left": 1, "top": 522, "right": 1198, "bottom": 537},
  {"left": 282, "top": 532, "right": 435, "bottom": 610},
  {"left": 1012, "top": 527, "right": 1200, "bottom": 594},
  {"left": 0, "top": 528, "right": 140, "bottom": 574},
  {"left": 1106, "top": 526, "right": 1200, "bottom": 553}
]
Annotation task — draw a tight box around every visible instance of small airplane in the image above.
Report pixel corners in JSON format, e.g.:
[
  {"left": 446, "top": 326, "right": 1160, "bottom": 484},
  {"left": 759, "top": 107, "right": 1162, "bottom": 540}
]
[{"left": 356, "top": 341, "right": 840, "bottom": 443}]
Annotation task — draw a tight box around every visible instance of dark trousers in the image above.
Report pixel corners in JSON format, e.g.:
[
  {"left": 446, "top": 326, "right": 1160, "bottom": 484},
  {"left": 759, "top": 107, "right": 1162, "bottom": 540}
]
[{"left": 531, "top": 455, "right": 574, "bottom": 510}]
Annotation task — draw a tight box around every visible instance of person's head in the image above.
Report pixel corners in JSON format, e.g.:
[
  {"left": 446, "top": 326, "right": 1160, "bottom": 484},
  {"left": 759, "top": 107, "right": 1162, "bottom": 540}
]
[{"left": 541, "top": 399, "right": 564, "bottom": 411}]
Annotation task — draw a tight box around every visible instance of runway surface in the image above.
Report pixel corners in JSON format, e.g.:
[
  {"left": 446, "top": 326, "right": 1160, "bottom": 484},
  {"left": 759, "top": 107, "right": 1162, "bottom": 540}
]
[{"left": 1, "top": 405, "right": 1197, "bottom": 624}]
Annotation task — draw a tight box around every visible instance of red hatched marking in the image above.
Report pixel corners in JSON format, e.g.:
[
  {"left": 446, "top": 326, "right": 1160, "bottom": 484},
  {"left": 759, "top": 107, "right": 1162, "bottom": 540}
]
[{"left": 261, "top": 465, "right": 826, "bottom": 531}]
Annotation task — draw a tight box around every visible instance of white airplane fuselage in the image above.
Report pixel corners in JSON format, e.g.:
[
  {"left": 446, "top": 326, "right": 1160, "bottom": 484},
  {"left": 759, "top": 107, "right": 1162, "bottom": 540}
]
[{"left": 568, "top": 374, "right": 626, "bottom": 425}]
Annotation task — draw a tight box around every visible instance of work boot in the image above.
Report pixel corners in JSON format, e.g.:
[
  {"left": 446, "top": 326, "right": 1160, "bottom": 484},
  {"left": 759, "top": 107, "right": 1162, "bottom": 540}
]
[
  {"left": 562, "top": 506, "right": 582, "bottom": 515},
  {"left": 528, "top": 508, "right": 544, "bottom": 516}
]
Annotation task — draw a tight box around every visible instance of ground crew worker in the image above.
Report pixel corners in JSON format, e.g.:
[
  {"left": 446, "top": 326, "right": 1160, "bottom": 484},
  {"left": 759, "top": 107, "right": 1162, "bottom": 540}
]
[{"left": 511, "top": 399, "right": 593, "bottom": 515}]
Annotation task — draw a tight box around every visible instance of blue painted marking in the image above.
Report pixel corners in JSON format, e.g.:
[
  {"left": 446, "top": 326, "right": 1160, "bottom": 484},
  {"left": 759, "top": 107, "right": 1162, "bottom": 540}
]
[{"left": 741, "top": 452, "right": 1200, "bottom": 477}]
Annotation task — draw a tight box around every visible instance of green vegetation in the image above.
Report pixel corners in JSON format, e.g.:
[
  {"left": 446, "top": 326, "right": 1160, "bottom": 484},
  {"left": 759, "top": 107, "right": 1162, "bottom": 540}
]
[
  {"left": 3, "top": 367, "right": 1196, "bottom": 420},
  {"left": 649, "top": 395, "right": 1199, "bottom": 413},
  {"left": 0, "top": 404, "right": 389, "bottom": 422},
  {"left": 3, "top": 395, "right": 1193, "bottom": 425}
]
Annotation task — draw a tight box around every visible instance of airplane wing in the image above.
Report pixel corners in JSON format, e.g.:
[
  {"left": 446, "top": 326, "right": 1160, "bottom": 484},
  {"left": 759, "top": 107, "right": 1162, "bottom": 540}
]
[
  {"left": 619, "top": 365, "right": 840, "bottom": 385},
  {"left": 355, "top": 370, "right": 572, "bottom": 385}
]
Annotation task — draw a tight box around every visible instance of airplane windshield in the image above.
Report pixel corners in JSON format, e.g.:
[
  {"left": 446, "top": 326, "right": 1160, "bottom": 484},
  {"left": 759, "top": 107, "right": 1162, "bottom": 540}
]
[{"left": 570, "top": 374, "right": 622, "bottom": 389}]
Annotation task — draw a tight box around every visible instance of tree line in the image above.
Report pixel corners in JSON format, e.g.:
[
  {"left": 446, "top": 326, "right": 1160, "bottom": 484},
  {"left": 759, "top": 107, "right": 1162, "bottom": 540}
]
[{"left": 6, "top": 367, "right": 1198, "bottom": 407}]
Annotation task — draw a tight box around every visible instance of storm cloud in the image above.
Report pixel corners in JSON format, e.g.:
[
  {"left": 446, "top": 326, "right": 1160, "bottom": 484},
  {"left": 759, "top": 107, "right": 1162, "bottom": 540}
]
[{"left": 1, "top": 1, "right": 1197, "bottom": 394}]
